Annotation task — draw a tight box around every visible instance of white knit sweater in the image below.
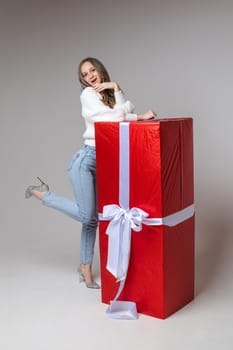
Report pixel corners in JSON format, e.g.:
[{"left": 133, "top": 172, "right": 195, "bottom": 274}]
[{"left": 80, "top": 87, "right": 137, "bottom": 146}]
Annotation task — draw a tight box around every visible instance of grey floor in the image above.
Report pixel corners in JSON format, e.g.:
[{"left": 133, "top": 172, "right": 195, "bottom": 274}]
[{"left": 1, "top": 191, "right": 233, "bottom": 350}]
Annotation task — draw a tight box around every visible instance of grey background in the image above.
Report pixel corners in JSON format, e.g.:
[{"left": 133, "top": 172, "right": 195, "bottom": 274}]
[{"left": 1, "top": 0, "right": 233, "bottom": 349}]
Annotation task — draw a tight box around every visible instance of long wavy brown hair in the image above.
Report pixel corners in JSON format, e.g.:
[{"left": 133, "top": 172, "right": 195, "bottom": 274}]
[{"left": 78, "top": 57, "right": 116, "bottom": 109}]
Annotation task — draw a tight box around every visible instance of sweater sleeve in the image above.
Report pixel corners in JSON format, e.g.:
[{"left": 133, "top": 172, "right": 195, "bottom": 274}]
[
  {"left": 114, "top": 90, "right": 136, "bottom": 114},
  {"left": 114, "top": 90, "right": 126, "bottom": 105},
  {"left": 80, "top": 87, "right": 137, "bottom": 123}
]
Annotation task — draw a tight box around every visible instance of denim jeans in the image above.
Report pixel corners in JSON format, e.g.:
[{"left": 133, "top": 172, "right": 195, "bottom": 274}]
[{"left": 42, "top": 145, "right": 98, "bottom": 264}]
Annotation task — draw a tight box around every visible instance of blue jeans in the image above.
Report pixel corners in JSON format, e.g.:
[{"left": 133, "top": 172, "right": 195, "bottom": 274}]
[{"left": 42, "top": 145, "right": 98, "bottom": 264}]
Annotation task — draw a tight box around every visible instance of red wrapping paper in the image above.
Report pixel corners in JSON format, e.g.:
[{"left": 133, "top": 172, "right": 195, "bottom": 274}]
[{"left": 95, "top": 118, "right": 194, "bottom": 319}]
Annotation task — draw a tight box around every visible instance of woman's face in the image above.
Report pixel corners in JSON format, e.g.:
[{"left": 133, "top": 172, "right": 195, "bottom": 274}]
[{"left": 81, "top": 61, "right": 102, "bottom": 86}]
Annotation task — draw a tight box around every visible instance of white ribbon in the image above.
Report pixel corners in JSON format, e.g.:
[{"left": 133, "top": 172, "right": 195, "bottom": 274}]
[
  {"left": 101, "top": 205, "right": 149, "bottom": 281},
  {"left": 98, "top": 122, "right": 194, "bottom": 320}
]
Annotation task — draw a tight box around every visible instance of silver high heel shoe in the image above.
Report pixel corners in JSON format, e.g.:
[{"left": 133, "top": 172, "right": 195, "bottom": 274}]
[
  {"left": 78, "top": 266, "right": 100, "bottom": 289},
  {"left": 25, "top": 177, "right": 49, "bottom": 199}
]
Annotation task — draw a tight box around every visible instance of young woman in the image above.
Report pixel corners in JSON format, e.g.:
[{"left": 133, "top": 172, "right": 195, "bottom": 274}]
[{"left": 25, "top": 57, "right": 156, "bottom": 289}]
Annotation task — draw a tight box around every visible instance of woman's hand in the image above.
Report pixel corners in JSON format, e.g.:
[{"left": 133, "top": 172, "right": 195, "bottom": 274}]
[
  {"left": 93, "top": 82, "right": 120, "bottom": 93},
  {"left": 137, "top": 110, "right": 158, "bottom": 120}
]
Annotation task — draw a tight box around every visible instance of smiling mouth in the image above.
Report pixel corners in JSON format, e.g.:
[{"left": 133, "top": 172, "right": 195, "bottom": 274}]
[{"left": 90, "top": 78, "right": 97, "bottom": 84}]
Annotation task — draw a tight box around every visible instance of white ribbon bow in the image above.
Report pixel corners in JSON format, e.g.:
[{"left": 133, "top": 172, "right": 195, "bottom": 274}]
[
  {"left": 102, "top": 204, "right": 149, "bottom": 281},
  {"left": 101, "top": 204, "right": 149, "bottom": 320}
]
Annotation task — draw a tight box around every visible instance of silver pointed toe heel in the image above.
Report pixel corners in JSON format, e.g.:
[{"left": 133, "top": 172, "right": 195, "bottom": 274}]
[
  {"left": 78, "top": 267, "right": 85, "bottom": 283},
  {"left": 25, "top": 177, "right": 49, "bottom": 199},
  {"left": 86, "top": 280, "right": 100, "bottom": 289},
  {"left": 78, "top": 267, "right": 100, "bottom": 289}
]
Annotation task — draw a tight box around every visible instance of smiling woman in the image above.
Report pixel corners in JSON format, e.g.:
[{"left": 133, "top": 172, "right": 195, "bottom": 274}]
[
  {"left": 81, "top": 62, "right": 102, "bottom": 86},
  {"left": 78, "top": 57, "right": 120, "bottom": 109},
  {"left": 25, "top": 57, "right": 157, "bottom": 290}
]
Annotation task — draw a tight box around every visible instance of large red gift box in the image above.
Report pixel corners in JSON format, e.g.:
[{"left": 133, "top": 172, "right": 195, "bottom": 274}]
[{"left": 95, "top": 118, "right": 194, "bottom": 319}]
